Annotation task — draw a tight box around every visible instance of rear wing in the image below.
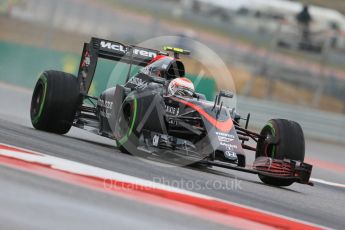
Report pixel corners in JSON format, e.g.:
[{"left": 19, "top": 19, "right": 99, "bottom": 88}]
[{"left": 77, "top": 37, "right": 168, "bottom": 94}]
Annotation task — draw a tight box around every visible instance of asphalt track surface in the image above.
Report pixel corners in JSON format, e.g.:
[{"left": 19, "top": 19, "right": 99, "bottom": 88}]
[{"left": 0, "top": 83, "right": 344, "bottom": 229}]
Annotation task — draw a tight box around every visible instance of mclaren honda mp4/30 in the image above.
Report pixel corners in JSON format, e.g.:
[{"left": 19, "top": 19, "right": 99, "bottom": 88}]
[{"left": 30, "top": 37, "right": 313, "bottom": 187}]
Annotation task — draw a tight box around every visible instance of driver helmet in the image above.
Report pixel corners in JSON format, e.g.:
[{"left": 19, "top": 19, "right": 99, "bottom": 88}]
[{"left": 168, "top": 78, "right": 195, "bottom": 97}]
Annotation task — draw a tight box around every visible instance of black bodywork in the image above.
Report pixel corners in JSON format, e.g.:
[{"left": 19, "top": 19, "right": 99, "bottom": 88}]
[{"left": 73, "top": 37, "right": 313, "bottom": 186}]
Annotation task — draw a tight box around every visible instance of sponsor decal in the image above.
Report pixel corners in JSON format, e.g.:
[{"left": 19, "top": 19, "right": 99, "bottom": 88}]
[
  {"left": 98, "top": 99, "right": 113, "bottom": 118},
  {"left": 167, "top": 118, "right": 178, "bottom": 125},
  {"left": 100, "top": 110, "right": 111, "bottom": 119},
  {"left": 140, "top": 66, "right": 152, "bottom": 75},
  {"left": 128, "top": 76, "right": 144, "bottom": 85},
  {"left": 81, "top": 50, "right": 90, "bottom": 68},
  {"left": 165, "top": 105, "right": 179, "bottom": 115},
  {"left": 220, "top": 142, "right": 238, "bottom": 150},
  {"left": 218, "top": 136, "right": 234, "bottom": 143},
  {"left": 225, "top": 151, "right": 237, "bottom": 159},
  {"left": 100, "top": 41, "right": 126, "bottom": 52},
  {"left": 226, "top": 145, "right": 237, "bottom": 150},
  {"left": 216, "top": 132, "right": 235, "bottom": 138},
  {"left": 98, "top": 99, "right": 113, "bottom": 110},
  {"left": 128, "top": 76, "right": 148, "bottom": 89},
  {"left": 100, "top": 41, "right": 157, "bottom": 58},
  {"left": 152, "top": 135, "right": 160, "bottom": 146},
  {"left": 133, "top": 49, "right": 156, "bottom": 58}
]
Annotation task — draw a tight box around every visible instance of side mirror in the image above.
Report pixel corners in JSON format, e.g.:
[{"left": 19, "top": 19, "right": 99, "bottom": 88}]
[
  {"left": 212, "top": 90, "right": 234, "bottom": 112},
  {"left": 217, "top": 90, "right": 233, "bottom": 105},
  {"left": 219, "top": 90, "right": 234, "bottom": 99}
]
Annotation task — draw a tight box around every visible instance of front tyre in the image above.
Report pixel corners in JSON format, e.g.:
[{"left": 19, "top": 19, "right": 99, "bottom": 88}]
[
  {"left": 115, "top": 96, "right": 139, "bottom": 154},
  {"left": 256, "top": 119, "right": 305, "bottom": 186},
  {"left": 30, "top": 70, "right": 79, "bottom": 134}
]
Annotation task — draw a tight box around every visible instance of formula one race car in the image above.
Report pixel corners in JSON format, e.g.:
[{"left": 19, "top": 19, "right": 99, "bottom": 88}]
[{"left": 30, "top": 37, "right": 313, "bottom": 187}]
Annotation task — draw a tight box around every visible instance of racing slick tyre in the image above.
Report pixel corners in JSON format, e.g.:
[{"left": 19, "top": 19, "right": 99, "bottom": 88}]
[
  {"left": 115, "top": 96, "right": 140, "bottom": 154},
  {"left": 256, "top": 119, "right": 305, "bottom": 186},
  {"left": 115, "top": 92, "right": 166, "bottom": 155},
  {"left": 30, "top": 70, "right": 79, "bottom": 134}
]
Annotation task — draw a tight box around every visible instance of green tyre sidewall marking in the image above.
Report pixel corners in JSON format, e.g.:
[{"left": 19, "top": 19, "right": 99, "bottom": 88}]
[
  {"left": 32, "top": 73, "right": 48, "bottom": 125},
  {"left": 264, "top": 122, "right": 276, "bottom": 158},
  {"left": 118, "top": 97, "right": 138, "bottom": 146}
]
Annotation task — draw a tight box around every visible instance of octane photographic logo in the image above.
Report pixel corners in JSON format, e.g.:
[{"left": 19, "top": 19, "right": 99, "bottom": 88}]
[{"left": 105, "top": 36, "right": 238, "bottom": 167}]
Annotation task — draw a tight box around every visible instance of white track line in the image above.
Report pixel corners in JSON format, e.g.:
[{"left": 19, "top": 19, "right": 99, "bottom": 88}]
[{"left": 311, "top": 178, "right": 345, "bottom": 188}]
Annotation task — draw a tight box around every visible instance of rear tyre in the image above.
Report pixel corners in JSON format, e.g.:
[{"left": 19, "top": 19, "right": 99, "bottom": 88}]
[
  {"left": 256, "top": 119, "right": 305, "bottom": 186},
  {"left": 30, "top": 70, "right": 79, "bottom": 134}
]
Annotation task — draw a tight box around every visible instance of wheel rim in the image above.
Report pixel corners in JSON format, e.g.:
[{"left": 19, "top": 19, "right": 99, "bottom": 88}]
[{"left": 257, "top": 123, "right": 277, "bottom": 158}]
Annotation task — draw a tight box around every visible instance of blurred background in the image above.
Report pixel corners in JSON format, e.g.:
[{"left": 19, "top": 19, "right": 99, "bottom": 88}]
[{"left": 1, "top": 0, "right": 345, "bottom": 143}]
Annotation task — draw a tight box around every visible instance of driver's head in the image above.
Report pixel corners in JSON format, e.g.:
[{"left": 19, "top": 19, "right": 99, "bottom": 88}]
[{"left": 168, "top": 77, "right": 195, "bottom": 98}]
